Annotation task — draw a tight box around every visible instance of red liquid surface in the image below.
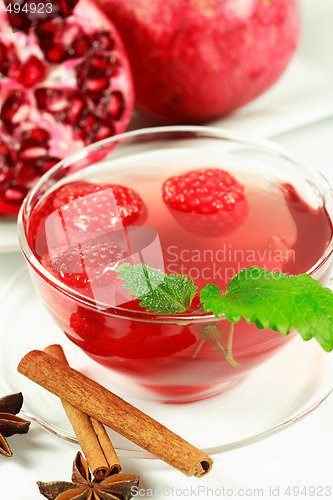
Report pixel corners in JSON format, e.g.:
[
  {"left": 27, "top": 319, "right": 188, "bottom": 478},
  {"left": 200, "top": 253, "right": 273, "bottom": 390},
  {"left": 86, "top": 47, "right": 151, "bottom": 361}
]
[{"left": 28, "top": 170, "right": 333, "bottom": 402}]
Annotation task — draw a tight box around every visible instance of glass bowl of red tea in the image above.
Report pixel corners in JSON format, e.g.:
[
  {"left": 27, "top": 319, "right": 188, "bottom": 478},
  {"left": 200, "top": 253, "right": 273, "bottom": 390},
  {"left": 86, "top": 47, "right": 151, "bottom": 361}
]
[{"left": 18, "top": 126, "right": 333, "bottom": 403}]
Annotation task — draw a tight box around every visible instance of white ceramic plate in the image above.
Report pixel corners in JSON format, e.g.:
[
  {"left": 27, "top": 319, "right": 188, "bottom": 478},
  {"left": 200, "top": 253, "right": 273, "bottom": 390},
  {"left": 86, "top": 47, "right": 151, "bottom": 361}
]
[
  {"left": 0, "top": 266, "right": 332, "bottom": 458},
  {"left": 0, "top": 216, "right": 19, "bottom": 253}
]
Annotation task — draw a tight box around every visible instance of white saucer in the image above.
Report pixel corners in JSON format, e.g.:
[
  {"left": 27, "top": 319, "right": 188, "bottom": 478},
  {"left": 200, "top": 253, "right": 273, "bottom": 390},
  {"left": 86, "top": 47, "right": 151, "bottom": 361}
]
[
  {"left": 1, "top": 266, "right": 332, "bottom": 458},
  {"left": 0, "top": 217, "right": 20, "bottom": 253}
]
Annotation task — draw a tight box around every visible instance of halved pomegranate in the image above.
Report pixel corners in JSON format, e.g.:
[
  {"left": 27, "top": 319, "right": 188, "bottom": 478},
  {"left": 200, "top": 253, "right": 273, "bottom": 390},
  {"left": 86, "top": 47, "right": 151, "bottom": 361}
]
[{"left": 0, "top": 1, "right": 134, "bottom": 216}]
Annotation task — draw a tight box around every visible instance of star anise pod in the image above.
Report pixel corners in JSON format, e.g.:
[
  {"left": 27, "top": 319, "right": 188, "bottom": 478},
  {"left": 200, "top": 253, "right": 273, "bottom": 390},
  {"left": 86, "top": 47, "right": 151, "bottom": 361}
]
[
  {"left": 0, "top": 392, "right": 30, "bottom": 458},
  {"left": 38, "top": 452, "right": 139, "bottom": 500}
]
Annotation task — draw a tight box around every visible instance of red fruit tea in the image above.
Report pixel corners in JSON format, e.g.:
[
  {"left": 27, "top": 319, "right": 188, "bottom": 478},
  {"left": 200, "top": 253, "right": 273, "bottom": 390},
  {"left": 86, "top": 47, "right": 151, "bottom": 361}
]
[{"left": 27, "top": 161, "right": 333, "bottom": 403}]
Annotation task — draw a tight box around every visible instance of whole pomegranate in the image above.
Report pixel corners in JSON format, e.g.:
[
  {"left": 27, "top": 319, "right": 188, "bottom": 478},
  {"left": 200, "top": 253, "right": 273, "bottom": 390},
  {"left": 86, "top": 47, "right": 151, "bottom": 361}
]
[
  {"left": 96, "top": 0, "right": 300, "bottom": 124},
  {"left": 0, "top": 0, "right": 134, "bottom": 215}
]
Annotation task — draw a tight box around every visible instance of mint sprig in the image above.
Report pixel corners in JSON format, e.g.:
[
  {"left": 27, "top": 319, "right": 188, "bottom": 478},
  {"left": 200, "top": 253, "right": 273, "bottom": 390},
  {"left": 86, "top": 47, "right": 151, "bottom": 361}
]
[
  {"left": 116, "top": 263, "right": 197, "bottom": 314},
  {"left": 116, "top": 263, "right": 333, "bottom": 353},
  {"left": 200, "top": 266, "right": 333, "bottom": 352}
]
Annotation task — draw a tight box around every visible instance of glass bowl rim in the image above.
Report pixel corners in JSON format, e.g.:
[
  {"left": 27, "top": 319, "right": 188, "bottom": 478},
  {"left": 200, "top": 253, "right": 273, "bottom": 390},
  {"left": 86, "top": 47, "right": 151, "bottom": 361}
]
[{"left": 17, "top": 125, "right": 333, "bottom": 324}]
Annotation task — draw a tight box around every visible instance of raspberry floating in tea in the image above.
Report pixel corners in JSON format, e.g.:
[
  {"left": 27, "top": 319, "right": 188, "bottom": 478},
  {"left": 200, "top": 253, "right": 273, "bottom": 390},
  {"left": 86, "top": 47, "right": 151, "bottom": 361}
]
[{"left": 162, "top": 168, "right": 249, "bottom": 237}]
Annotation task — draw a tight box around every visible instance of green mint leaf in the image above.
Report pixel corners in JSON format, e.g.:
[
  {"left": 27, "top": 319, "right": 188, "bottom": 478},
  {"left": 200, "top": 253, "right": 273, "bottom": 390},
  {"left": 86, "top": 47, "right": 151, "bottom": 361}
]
[
  {"left": 116, "top": 263, "right": 197, "bottom": 314},
  {"left": 200, "top": 266, "right": 333, "bottom": 352}
]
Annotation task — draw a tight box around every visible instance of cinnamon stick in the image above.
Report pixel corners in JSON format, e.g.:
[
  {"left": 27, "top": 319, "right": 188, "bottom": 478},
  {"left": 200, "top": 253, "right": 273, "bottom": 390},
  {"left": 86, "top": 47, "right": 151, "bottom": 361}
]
[
  {"left": 44, "top": 345, "right": 121, "bottom": 480},
  {"left": 18, "top": 350, "right": 213, "bottom": 477}
]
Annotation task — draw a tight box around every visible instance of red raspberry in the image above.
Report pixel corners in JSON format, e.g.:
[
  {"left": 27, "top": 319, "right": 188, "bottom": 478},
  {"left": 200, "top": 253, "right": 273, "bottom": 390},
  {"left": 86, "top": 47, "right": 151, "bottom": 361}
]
[
  {"left": 53, "top": 181, "right": 147, "bottom": 231},
  {"left": 162, "top": 168, "right": 249, "bottom": 236},
  {"left": 28, "top": 181, "right": 147, "bottom": 256},
  {"left": 42, "top": 240, "right": 128, "bottom": 291}
]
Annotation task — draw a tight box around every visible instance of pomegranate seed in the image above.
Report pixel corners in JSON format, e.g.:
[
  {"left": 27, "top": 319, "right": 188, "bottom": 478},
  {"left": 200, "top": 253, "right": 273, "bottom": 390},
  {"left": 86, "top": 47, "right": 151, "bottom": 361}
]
[
  {"left": 0, "top": 42, "right": 20, "bottom": 79},
  {"left": 35, "top": 88, "right": 86, "bottom": 125},
  {"left": 20, "top": 147, "right": 48, "bottom": 160},
  {"left": 93, "top": 30, "right": 115, "bottom": 51},
  {"left": 59, "top": 23, "right": 82, "bottom": 49},
  {"left": 36, "top": 19, "right": 86, "bottom": 63},
  {"left": 19, "top": 55, "right": 47, "bottom": 87},
  {"left": 1, "top": 91, "right": 29, "bottom": 127},
  {"left": 76, "top": 55, "right": 114, "bottom": 87},
  {"left": 45, "top": 44, "right": 68, "bottom": 63},
  {"left": 2, "top": 183, "right": 27, "bottom": 204},
  {"left": 34, "top": 88, "right": 48, "bottom": 109},
  {"left": 78, "top": 112, "right": 101, "bottom": 142},
  {"left": 102, "top": 91, "right": 125, "bottom": 120},
  {"left": 85, "top": 77, "right": 109, "bottom": 93},
  {"left": 95, "top": 119, "right": 115, "bottom": 141},
  {"left": 35, "top": 88, "right": 68, "bottom": 113},
  {"left": 90, "top": 55, "right": 112, "bottom": 71},
  {"left": 36, "top": 18, "right": 65, "bottom": 38},
  {"left": 36, "top": 87, "right": 87, "bottom": 126},
  {"left": 82, "top": 112, "right": 99, "bottom": 129},
  {"left": 70, "top": 34, "right": 90, "bottom": 57},
  {"left": 20, "top": 128, "right": 51, "bottom": 147},
  {"left": 66, "top": 94, "right": 85, "bottom": 124}
]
